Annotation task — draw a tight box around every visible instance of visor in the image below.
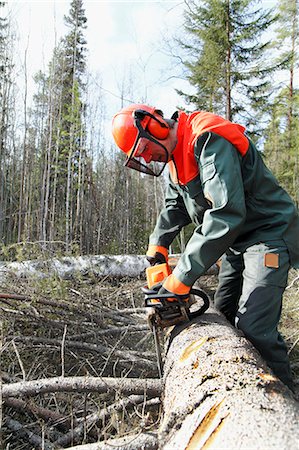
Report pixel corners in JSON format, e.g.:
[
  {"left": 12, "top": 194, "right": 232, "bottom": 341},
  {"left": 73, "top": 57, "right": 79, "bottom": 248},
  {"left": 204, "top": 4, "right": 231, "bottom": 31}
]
[{"left": 124, "top": 111, "right": 169, "bottom": 177}]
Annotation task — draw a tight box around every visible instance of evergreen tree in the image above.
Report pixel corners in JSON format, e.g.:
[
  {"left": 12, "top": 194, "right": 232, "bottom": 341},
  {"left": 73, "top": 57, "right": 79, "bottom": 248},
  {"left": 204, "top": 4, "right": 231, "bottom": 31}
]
[
  {"left": 177, "top": 0, "right": 277, "bottom": 125},
  {"left": 264, "top": 0, "right": 299, "bottom": 205}
]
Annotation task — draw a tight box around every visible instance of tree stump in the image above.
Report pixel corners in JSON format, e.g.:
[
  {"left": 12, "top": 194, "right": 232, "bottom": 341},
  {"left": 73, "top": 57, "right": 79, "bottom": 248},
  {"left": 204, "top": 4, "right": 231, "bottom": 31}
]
[{"left": 159, "top": 305, "right": 299, "bottom": 449}]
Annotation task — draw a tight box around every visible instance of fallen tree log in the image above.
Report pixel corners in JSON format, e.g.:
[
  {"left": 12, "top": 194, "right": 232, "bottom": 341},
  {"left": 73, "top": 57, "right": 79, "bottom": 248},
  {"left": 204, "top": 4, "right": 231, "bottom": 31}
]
[
  {"left": 2, "top": 376, "right": 162, "bottom": 399},
  {"left": 159, "top": 305, "right": 299, "bottom": 450},
  {"left": 0, "top": 254, "right": 218, "bottom": 282}
]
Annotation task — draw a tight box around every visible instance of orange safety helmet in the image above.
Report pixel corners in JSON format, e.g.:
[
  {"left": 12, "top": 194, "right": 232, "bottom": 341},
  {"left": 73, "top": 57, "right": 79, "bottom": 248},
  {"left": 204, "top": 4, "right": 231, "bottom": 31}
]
[
  {"left": 112, "top": 104, "right": 169, "bottom": 153},
  {"left": 112, "top": 104, "right": 170, "bottom": 176}
]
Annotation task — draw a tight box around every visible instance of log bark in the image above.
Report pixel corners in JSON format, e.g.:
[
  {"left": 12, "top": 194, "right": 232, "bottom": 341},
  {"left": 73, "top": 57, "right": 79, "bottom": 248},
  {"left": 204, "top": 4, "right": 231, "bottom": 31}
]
[
  {"left": 159, "top": 306, "right": 299, "bottom": 450},
  {"left": 2, "top": 376, "right": 162, "bottom": 399}
]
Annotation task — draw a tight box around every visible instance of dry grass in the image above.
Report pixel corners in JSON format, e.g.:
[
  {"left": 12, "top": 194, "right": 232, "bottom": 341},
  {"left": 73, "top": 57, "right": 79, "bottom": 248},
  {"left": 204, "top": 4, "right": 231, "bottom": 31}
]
[{"left": 280, "top": 269, "right": 299, "bottom": 389}]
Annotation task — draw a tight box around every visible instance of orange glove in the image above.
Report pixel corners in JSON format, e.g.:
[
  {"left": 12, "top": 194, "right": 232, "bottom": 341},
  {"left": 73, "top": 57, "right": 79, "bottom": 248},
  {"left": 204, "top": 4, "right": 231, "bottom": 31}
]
[
  {"left": 146, "top": 245, "right": 168, "bottom": 266},
  {"left": 160, "top": 273, "right": 191, "bottom": 303}
]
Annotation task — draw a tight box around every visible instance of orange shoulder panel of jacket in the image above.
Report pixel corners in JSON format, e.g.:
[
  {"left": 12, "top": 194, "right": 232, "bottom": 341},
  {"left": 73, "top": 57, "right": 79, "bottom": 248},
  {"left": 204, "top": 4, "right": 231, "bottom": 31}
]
[
  {"left": 170, "top": 111, "right": 249, "bottom": 186},
  {"left": 189, "top": 111, "right": 249, "bottom": 156}
]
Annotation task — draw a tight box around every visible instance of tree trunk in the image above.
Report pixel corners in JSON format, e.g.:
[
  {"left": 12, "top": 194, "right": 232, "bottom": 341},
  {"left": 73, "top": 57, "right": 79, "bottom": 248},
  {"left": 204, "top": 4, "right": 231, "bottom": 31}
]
[{"left": 159, "top": 305, "right": 299, "bottom": 449}]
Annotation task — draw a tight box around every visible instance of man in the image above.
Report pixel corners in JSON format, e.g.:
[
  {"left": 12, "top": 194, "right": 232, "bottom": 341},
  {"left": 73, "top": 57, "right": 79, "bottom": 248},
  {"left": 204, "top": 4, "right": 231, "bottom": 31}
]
[{"left": 112, "top": 103, "right": 299, "bottom": 390}]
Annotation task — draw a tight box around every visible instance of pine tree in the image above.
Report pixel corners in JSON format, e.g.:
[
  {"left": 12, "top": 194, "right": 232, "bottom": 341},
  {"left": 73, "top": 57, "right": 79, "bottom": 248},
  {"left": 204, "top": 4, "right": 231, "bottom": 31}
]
[
  {"left": 264, "top": 0, "right": 299, "bottom": 205},
  {"left": 177, "top": 0, "right": 277, "bottom": 125}
]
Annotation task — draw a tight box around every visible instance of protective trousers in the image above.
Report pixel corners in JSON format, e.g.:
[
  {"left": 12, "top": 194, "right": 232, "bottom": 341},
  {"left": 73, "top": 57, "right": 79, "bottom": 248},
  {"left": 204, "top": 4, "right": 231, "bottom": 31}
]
[{"left": 214, "top": 242, "right": 294, "bottom": 390}]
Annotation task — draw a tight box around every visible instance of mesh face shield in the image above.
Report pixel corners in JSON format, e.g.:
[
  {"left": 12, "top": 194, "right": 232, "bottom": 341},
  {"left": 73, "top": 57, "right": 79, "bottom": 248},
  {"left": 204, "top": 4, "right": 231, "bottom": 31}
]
[{"left": 124, "top": 110, "right": 169, "bottom": 177}]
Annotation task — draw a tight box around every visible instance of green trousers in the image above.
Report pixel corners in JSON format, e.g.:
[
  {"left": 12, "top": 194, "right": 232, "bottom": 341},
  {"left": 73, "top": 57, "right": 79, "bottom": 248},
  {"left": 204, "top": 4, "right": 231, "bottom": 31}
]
[{"left": 214, "top": 241, "right": 294, "bottom": 390}]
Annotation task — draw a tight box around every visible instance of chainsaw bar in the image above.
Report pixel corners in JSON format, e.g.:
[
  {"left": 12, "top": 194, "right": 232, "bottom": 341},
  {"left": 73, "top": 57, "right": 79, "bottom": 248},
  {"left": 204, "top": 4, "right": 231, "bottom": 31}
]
[{"left": 144, "top": 288, "right": 210, "bottom": 378}]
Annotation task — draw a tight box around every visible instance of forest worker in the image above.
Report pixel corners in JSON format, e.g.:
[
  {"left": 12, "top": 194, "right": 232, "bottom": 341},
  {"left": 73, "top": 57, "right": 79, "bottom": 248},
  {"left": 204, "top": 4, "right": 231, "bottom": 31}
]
[{"left": 111, "top": 103, "right": 299, "bottom": 391}]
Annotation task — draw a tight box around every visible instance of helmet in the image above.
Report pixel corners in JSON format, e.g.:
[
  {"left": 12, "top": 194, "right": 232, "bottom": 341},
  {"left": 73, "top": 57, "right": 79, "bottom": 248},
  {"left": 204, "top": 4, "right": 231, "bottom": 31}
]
[
  {"left": 112, "top": 104, "right": 170, "bottom": 176},
  {"left": 112, "top": 104, "right": 169, "bottom": 154}
]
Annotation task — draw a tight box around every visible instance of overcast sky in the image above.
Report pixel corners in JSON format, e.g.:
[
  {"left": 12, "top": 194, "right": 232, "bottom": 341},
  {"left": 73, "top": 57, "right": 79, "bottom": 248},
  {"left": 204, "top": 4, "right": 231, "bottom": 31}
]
[
  {"left": 7, "top": 0, "right": 191, "bottom": 124},
  {"left": 5, "top": 0, "right": 282, "bottom": 148}
]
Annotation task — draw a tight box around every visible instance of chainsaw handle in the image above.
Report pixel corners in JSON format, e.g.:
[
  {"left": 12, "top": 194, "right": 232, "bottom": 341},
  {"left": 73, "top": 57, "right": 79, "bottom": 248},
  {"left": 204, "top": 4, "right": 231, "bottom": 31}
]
[{"left": 188, "top": 288, "right": 210, "bottom": 317}]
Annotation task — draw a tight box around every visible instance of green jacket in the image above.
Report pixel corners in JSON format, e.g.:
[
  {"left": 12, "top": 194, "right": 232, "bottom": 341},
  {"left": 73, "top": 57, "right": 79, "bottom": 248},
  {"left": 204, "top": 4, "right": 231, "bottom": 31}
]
[{"left": 149, "top": 129, "right": 299, "bottom": 287}]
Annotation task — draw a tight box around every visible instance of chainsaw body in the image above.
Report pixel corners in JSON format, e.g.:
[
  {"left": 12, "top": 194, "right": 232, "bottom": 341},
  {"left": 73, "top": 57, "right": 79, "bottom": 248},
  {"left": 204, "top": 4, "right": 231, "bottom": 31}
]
[
  {"left": 143, "top": 263, "right": 210, "bottom": 377},
  {"left": 143, "top": 263, "right": 209, "bottom": 329}
]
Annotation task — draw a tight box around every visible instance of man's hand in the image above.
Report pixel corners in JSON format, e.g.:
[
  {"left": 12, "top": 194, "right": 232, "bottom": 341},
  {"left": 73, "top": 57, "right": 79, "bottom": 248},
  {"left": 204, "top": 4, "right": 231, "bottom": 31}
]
[
  {"left": 157, "top": 284, "right": 189, "bottom": 304},
  {"left": 146, "top": 245, "right": 168, "bottom": 266},
  {"left": 159, "top": 273, "right": 191, "bottom": 304}
]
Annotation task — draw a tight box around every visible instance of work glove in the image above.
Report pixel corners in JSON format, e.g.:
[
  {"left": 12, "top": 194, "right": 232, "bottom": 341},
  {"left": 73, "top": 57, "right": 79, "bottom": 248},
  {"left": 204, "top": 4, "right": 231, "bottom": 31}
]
[
  {"left": 158, "top": 273, "right": 191, "bottom": 305},
  {"left": 146, "top": 245, "right": 168, "bottom": 266}
]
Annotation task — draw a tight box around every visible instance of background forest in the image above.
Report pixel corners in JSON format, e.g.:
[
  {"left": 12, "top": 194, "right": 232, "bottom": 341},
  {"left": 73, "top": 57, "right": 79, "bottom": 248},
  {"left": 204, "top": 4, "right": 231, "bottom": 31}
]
[{"left": 0, "top": 0, "right": 298, "bottom": 260}]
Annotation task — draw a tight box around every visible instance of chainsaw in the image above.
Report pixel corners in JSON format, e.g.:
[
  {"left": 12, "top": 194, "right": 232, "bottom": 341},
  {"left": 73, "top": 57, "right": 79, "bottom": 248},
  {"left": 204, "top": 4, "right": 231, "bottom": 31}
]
[{"left": 142, "top": 263, "right": 210, "bottom": 378}]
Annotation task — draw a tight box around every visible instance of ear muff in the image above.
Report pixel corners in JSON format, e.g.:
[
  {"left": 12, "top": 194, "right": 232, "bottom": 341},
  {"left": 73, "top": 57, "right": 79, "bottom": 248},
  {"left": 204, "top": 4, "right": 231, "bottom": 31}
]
[
  {"left": 134, "top": 109, "right": 170, "bottom": 140},
  {"left": 147, "top": 115, "right": 169, "bottom": 140}
]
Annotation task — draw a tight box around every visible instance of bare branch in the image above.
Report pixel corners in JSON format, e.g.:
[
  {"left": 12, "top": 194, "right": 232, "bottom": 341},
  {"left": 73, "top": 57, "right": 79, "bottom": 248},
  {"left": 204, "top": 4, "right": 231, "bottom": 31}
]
[
  {"left": 63, "top": 432, "right": 158, "bottom": 450},
  {"left": 2, "top": 376, "right": 162, "bottom": 399}
]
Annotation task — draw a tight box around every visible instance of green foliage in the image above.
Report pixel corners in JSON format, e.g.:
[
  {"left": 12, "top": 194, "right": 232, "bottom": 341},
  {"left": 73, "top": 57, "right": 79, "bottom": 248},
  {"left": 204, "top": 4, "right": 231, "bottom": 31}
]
[
  {"left": 177, "top": 0, "right": 277, "bottom": 125},
  {"left": 33, "top": 274, "right": 71, "bottom": 301},
  {"left": 264, "top": 87, "right": 299, "bottom": 204},
  {"left": 263, "top": 0, "right": 299, "bottom": 205}
]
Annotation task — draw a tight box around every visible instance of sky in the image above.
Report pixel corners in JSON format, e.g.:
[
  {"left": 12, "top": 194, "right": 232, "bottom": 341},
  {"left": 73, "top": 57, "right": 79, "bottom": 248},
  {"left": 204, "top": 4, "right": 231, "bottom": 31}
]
[
  {"left": 6, "top": 0, "right": 191, "bottom": 126},
  {"left": 4, "top": 0, "right": 282, "bottom": 148}
]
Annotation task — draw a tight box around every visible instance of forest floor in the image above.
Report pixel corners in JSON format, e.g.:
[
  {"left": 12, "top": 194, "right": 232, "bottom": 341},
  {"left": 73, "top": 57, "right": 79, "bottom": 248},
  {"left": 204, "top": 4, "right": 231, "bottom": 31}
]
[{"left": 0, "top": 268, "right": 298, "bottom": 449}]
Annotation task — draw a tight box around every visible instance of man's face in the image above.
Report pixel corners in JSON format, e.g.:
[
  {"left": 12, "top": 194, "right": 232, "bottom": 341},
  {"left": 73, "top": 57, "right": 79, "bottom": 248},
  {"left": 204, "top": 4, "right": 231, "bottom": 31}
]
[{"left": 134, "top": 137, "right": 171, "bottom": 164}]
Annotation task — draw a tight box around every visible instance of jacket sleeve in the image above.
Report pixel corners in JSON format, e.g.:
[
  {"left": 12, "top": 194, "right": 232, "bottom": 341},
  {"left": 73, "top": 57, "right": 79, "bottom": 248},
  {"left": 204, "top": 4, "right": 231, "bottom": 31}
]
[
  {"left": 173, "top": 132, "right": 247, "bottom": 286},
  {"left": 148, "top": 179, "right": 192, "bottom": 249}
]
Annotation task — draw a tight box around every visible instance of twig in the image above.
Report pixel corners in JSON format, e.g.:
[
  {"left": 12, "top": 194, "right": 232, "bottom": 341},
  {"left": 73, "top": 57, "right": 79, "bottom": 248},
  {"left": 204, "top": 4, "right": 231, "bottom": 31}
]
[
  {"left": 68, "top": 324, "right": 148, "bottom": 341},
  {"left": 286, "top": 274, "right": 299, "bottom": 290},
  {"left": 4, "top": 416, "right": 55, "bottom": 450},
  {"left": 59, "top": 431, "right": 158, "bottom": 450},
  {"left": 53, "top": 394, "right": 147, "bottom": 447},
  {"left": 11, "top": 340, "right": 26, "bottom": 381},
  {"left": 61, "top": 325, "right": 67, "bottom": 377},
  {"left": 288, "top": 335, "right": 299, "bottom": 355},
  {"left": 3, "top": 397, "right": 72, "bottom": 431},
  {"left": 0, "top": 293, "right": 27, "bottom": 301},
  {"left": 10, "top": 335, "right": 155, "bottom": 366}
]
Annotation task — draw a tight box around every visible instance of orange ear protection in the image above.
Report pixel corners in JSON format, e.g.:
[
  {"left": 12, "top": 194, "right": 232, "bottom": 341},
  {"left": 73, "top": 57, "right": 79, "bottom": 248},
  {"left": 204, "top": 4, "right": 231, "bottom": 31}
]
[{"left": 134, "top": 109, "right": 170, "bottom": 140}]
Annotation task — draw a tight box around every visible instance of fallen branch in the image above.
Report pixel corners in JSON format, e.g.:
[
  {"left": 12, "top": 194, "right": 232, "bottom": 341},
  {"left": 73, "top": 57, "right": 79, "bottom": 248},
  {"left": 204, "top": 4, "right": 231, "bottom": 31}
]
[
  {"left": 53, "top": 394, "right": 156, "bottom": 448},
  {"left": 4, "top": 416, "right": 55, "bottom": 450},
  {"left": 68, "top": 324, "right": 148, "bottom": 341},
  {"left": 9, "top": 336, "right": 155, "bottom": 368},
  {"left": 0, "top": 293, "right": 27, "bottom": 300},
  {"left": 2, "top": 376, "right": 162, "bottom": 399},
  {"left": 286, "top": 273, "right": 299, "bottom": 290},
  {"left": 4, "top": 397, "right": 72, "bottom": 431},
  {"left": 64, "top": 432, "right": 158, "bottom": 450}
]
